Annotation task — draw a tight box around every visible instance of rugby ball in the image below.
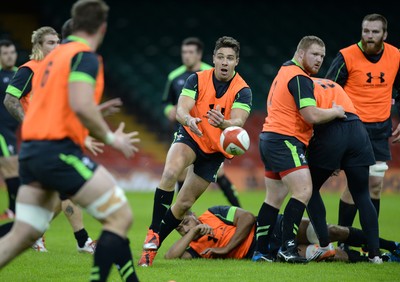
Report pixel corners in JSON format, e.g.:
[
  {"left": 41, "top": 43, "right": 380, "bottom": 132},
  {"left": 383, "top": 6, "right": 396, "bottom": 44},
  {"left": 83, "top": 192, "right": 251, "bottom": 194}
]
[{"left": 220, "top": 126, "right": 250, "bottom": 155}]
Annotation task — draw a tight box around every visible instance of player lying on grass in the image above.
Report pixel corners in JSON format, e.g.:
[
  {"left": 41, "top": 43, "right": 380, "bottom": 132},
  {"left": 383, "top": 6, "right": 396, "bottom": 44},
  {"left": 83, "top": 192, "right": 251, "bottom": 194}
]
[{"left": 164, "top": 205, "right": 400, "bottom": 262}]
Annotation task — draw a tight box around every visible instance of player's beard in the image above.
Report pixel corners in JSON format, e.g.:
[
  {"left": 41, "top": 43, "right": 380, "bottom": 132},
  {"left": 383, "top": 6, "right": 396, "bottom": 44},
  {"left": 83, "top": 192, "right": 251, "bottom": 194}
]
[{"left": 361, "top": 37, "right": 384, "bottom": 55}]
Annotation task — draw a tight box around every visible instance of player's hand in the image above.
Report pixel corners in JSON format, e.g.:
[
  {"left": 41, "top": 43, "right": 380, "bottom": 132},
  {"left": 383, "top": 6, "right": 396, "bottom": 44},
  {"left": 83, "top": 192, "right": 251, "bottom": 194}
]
[
  {"left": 207, "top": 104, "right": 225, "bottom": 128},
  {"left": 84, "top": 136, "right": 104, "bottom": 156},
  {"left": 98, "top": 97, "right": 123, "bottom": 117},
  {"left": 186, "top": 116, "right": 203, "bottom": 137},
  {"left": 194, "top": 224, "right": 213, "bottom": 236},
  {"left": 110, "top": 122, "right": 140, "bottom": 158},
  {"left": 201, "top": 246, "right": 229, "bottom": 257},
  {"left": 392, "top": 123, "right": 400, "bottom": 143},
  {"left": 332, "top": 101, "right": 346, "bottom": 119}
]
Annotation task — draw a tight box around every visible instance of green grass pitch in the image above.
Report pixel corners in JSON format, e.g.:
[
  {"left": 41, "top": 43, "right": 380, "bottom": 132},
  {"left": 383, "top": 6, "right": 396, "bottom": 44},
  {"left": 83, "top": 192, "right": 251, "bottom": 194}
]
[{"left": 1, "top": 189, "right": 399, "bottom": 281}]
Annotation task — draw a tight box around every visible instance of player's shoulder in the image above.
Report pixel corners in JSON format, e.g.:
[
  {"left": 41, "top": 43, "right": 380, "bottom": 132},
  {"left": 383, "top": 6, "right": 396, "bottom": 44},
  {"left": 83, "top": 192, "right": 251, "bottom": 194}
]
[{"left": 168, "top": 65, "right": 187, "bottom": 81}]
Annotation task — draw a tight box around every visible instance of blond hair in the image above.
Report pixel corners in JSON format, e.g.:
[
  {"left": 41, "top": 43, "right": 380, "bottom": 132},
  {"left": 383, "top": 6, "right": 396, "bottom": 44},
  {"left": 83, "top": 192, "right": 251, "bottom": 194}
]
[{"left": 30, "top": 26, "right": 58, "bottom": 61}]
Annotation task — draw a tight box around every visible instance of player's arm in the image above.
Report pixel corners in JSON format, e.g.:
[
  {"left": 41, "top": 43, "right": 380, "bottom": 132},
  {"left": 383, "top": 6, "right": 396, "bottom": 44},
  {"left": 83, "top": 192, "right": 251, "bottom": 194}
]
[
  {"left": 4, "top": 94, "right": 24, "bottom": 122},
  {"left": 176, "top": 73, "right": 203, "bottom": 136},
  {"left": 201, "top": 207, "right": 255, "bottom": 256},
  {"left": 164, "top": 224, "right": 213, "bottom": 259},
  {"left": 289, "top": 75, "right": 346, "bottom": 124},
  {"left": 68, "top": 52, "right": 139, "bottom": 158},
  {"left": 4, "top": 66, "right": 33, "bottom": 122}
]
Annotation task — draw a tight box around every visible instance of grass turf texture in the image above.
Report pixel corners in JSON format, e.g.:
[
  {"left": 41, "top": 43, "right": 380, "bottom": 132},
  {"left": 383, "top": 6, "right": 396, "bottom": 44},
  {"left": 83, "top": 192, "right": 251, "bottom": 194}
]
[{"left": 1, "top": 189, "right": 399, "bottom": 282}]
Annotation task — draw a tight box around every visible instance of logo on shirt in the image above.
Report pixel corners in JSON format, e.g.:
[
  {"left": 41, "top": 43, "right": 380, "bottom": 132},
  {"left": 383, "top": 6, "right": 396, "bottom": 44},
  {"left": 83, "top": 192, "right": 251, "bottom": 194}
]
[{"left": 366, "top": 72, "right": 385, "bottom": 83}]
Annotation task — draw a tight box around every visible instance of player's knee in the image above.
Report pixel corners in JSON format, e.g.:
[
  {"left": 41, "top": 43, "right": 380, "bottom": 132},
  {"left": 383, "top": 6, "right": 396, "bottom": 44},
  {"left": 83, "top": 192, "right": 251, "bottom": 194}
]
[
  {"left": 16, "top": 203, "right": 54, "bottom": 234},
  {"left": 294, "top": 189, "right": 312, "bottom": 205},
  {"left": 369, "top": 185, "right": 382, "bottom": 198},
  {"left": 162, "top": 167, "right": 182, "bottom": 182},
  {"left": 85, "top": 186, "right": 128, "bottom": 220}
]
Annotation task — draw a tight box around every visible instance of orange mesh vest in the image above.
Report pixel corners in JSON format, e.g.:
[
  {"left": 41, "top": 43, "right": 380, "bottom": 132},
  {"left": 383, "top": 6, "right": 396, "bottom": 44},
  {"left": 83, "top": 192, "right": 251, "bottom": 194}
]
[
  {"left": 186, "top": 69, "right": 249, "bottom": 158},
  {"left": 312, "top": 78, "right": 357, "bottom": 114},
  {"left": 340, "top": 43, "right": 400, "bottom": 122},
  {"left": 18, "top": 60, "right": 41, "bottom": 113},
  {"left": 262, "top": 65, "right": 313, "bottom": 146},
  {"left": 189, "top": 210, "right": 255, "bottom": 259},
  {"left": 22, "top": 41, "right": 104, "bottom": 149}
]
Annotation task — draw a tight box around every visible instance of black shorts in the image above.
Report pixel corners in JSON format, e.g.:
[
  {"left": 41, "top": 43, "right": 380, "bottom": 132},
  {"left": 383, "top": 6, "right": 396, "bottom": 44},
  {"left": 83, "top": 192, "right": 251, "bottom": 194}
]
[
  {"left": 0, "top": 126, "right": 18, "bottom": 156},
  {"left": 19, "top": 139, "right": 98, "bottom": 198},
  {"left": 259, "top": 132, "right": 308, "bottom": 173},
  {"left": 307, "top": 119, "right": 375, "bottom": 170},
  {"left": 174, "top": 126, "right": 224, "bottom": 182},
  {"left": 363, "top": 118, "right": 392, "bottom": 161}
]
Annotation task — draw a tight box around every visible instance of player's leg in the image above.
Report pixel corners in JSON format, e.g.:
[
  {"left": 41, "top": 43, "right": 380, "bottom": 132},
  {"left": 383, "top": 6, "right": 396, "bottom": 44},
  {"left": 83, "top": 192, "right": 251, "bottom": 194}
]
[
  {"left": 252, "top": 176, "right": 287, "bottom": 262},
  {"left": 216, "top": 163, "right": 241, "bottom": 207},
  {"left": 338, "top": 184, "right": 357, "bottom": 228},
  {"left": 345, "top": 165, "right": 381, "bottom": 262},
  {"left": 159, "top": 166, "right": 210, "bottom": 244},
  {"left": 61, "top": 199, "right": 96, "bottom": 254},
  {"left": 0, "top": 155, "right": 20, "bottom": 221},
  {"left": 306, "top": 166, "right": 332, "bottom": 245},
  {"left": 71, "top": 165, "right": 139, "bottom": 281},
  {"left": 176, "top": 166, "right": 189, "bottom": 192},
  {"left": 139, "top": 137, "right": 197, "bottom": 267},
  {"left": 149, "top": 142, "right": 195, "bottom": 234},
  {"left": 277, "top": 168, "right": 311, "bottom": 263},
  {"left": 368, "top": 162, "right": 388, "bottom": 216},
  {"left": 0, "top": 184, "right": 58, "bottom": 267}
]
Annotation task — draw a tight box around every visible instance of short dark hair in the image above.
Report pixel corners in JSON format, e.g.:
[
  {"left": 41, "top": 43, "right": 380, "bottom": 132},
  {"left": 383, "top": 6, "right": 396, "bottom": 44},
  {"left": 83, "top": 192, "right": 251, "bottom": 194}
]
[
  {"left": 182, "top": 37, "right": 204, "bottom": 53},
  {"left": 0, "top": 39, "right": 15, "bottom": 49},
  {"left": 71, "top": 0, "right": 109, "bottom": 35},
  {"left": 61, "top": 18, "right": 73, "bottom": 40},
  {"left": 213, "top": 36, "right": 240, "bottom": 58},
  {"left": 362, "top": 13, "right": 388, "bottom": 33}
]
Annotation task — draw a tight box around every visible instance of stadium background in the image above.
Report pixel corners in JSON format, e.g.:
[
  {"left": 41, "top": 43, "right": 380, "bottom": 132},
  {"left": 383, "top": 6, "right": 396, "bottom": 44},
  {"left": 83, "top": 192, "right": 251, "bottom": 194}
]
[{"left": 1, "top": 0, "right": 399, "bottom": 192}]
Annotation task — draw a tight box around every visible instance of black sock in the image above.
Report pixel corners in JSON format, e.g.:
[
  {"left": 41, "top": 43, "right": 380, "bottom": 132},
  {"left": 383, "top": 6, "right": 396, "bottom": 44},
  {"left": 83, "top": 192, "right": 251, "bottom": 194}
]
[
  {"left": 114, "top": 239, "right": 139, "bottom": 282},
  {"left": 0, "top": 222, "right": 13, "bottom": 237},
  {"left": 158, "top": 208, "right": 182, "bottom": 245},
  {"left": 338, "top": 199, "right": 357, "bottom": 227},
  {"left": 371, "top": 199, "right": 380, "bottom": 218},
  {"left": 75, "top": 228, "right": 89, "bottom": 248},
  {"left": 344, "top": 226, "right": 367, "bottom": 248},
  {"left": 177, "top": 181, "right": 184, "bottom": 192},
  {"left": 5, "top": 177, "right": 20, "bottom": 213},
  {"left": 91, "top": 231, "right": 137, "bottom": 282},
  {"left": 255, "top": 202, "right": 279, "bottom": 254},
  {"left": 345, "top": 249, "right": 369, "bottom": 263},
  {"left": 217, "top": 175, "right": 241, "bottom": 207},
  {"left": 281, "top": 198, "right": 306, "bottom": 249},
  {"left": 149, "top": 188, "right": 174, "bottom": 233},
  {"left": 379, "top": 238, "right": 397, "bottom": 252}
]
